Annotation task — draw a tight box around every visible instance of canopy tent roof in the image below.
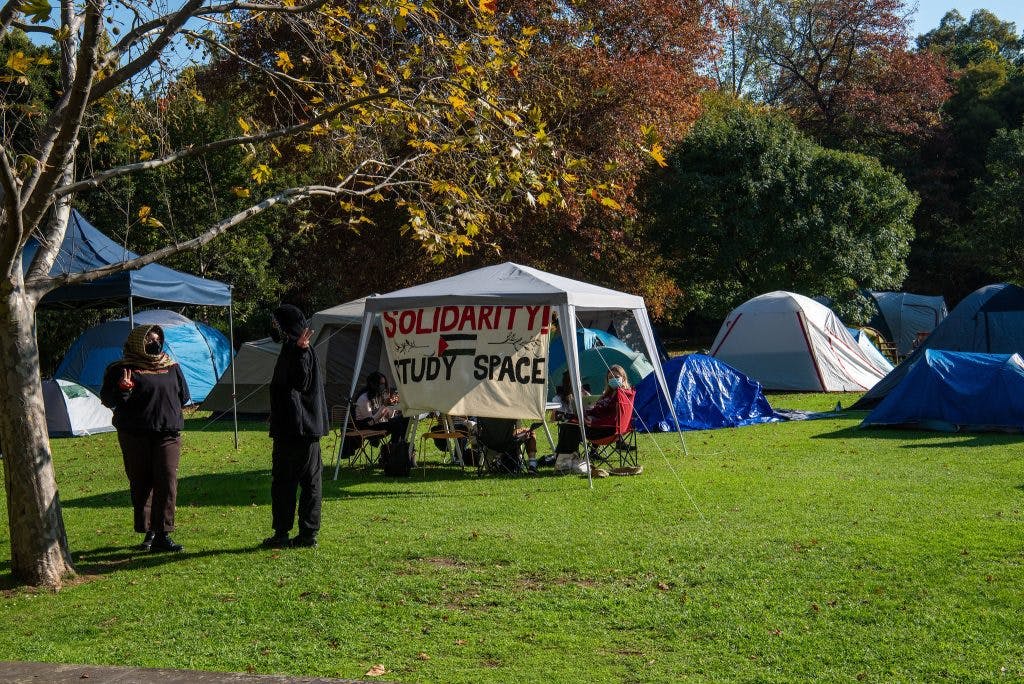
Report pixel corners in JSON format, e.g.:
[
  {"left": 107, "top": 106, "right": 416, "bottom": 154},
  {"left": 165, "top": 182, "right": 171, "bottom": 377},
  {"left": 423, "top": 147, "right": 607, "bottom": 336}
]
[
  {"left": 23, "top": 210, "right": 231, "bottom": 308},
  {"left": 310, "top": 297, "right": 369, "bottom": 328},
  {"left": 852, "top": 283, "right": 1024, "bottom": 409},
  {"left": 861, "top": 350, "right": 1024, "bottom": 432},
  {"left": 362, "top": 262, "right": 646, "bottom": 312}
]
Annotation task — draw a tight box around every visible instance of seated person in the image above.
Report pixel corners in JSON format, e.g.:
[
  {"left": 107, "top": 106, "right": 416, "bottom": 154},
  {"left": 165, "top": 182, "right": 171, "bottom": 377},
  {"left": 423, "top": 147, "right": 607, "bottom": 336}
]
[
  {"left": 475, "top": 417, "right": 539, "bottom": 474},
  {"left": 555, "top": 364, "right": 635, "bottom": 458},
  {"left": 553, "top": 371, "right": 592, "bottom": 422},
  {"left": 342, "top": 372, "right": 409, "bottom": 456}
]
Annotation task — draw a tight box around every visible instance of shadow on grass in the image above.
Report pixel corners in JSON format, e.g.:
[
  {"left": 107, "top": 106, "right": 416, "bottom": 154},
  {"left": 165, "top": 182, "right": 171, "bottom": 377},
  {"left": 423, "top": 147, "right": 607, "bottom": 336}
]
[
  {"left": 814, "top": 424, "right": 1024, "bottom": 448},
  {"left": 62, "top": 462, "right": 477, "bottom": 510}
]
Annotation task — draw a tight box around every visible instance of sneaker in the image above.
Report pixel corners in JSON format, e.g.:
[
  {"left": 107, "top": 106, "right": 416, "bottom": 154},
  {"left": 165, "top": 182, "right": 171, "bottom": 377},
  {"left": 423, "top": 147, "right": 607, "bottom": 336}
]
[
  {"left": 138, "top": 531, "right": 155, "bottom": 551},
  {"left": 290, "top": 534, "right": 318, "bottom": 548},
  {"left": 150, "top": 533, "right": 183, "bottom": 553},
  {"left": 527, "top": 461, "right": 539, "bottom": 475}
]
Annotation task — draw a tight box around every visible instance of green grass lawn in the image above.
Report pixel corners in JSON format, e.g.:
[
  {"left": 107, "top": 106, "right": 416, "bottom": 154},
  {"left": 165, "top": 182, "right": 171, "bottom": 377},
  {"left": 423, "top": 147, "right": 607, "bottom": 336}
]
[{"left": 2, "top": 394, "right": 1023, "bottom": 682}]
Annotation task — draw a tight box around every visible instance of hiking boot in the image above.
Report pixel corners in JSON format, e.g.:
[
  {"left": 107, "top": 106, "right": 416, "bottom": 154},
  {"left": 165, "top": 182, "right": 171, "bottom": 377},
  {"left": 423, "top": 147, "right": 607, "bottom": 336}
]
[
  {"left": 261, "top": 533, "right": 291, "bottom": 549},
  {"left": 150, "top": 533, "right": 183, "bottom": 553},
  {"left": 138, "top": 531, "right": 155, "bottom": 551},
  {"left": 290, "top": 534, "right": 318, "bottom": 548}
]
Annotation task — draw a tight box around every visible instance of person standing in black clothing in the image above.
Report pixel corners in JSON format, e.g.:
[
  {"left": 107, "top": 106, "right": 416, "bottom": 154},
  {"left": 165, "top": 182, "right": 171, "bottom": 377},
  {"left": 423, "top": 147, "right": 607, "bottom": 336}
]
[
  {"left": 100, "top": 324, "right": 191, "bottom": 553},
  {"left": 262, "top": 304, "right": 328, "bottom": 549}
]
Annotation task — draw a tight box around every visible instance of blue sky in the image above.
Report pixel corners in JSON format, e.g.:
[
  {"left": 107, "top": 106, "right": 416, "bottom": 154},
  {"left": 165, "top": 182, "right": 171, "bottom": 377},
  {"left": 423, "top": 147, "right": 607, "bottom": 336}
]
[{"left": 911, "top": 1, "right": 1024, "bottom": 37}]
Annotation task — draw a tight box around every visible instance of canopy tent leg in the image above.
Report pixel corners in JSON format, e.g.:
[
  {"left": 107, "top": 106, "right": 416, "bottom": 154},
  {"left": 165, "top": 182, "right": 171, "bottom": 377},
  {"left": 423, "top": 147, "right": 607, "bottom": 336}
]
[
  {"left": 632, "top": 307, "right": 687, "bottom": 454},
  {"left": 557, "top": 303, "right": 592, "bottom": 489},
  {"left": 128, "top": 296, "right": 134, "bottom": 328},
  {"left": 229, "top": 289, "right": 238, "bottom": 450},
  {"left": 334, "top": 310, "right": 376, "bottom": 480}
]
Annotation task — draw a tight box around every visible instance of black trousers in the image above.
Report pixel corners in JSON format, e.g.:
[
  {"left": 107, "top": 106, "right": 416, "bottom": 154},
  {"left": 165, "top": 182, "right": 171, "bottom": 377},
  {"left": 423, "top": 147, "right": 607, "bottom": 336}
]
[
  {"left": 271, "top": 437, "right": 323, "bottom": 537},
  {"left": 555, "top": 423, "right": 616, "bottom": 453},
  {"left": 118, "top": 430, "right": 181, "bottom": 533}
]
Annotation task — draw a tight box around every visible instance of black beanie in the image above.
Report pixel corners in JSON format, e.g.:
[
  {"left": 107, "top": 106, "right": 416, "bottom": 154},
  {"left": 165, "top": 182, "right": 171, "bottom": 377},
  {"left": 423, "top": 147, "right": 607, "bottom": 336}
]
[{"left": 273, "top": 304, "right": 307, "bottom": 339}]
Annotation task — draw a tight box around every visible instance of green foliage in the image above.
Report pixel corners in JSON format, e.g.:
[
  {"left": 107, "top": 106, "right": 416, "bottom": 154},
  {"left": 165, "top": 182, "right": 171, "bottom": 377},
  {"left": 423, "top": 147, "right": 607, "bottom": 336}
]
[
  {"left": 918, "top": 9, "right": 1023, "bottom": 68},
  {"left": 644, "top": 105, "right": 916, "bottom": 319},
  {"left": 2, "top": 406, "right": 1024, "bottom": 680},
  {"left": 970, "top": 127, "right": 1024, "bottom": 284}
]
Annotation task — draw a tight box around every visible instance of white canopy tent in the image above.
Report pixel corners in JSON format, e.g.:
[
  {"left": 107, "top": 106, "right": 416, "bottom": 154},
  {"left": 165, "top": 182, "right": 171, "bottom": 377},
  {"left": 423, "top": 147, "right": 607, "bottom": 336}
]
[{"left": 340, "top": 262, "right": 686, "bottom": 486}]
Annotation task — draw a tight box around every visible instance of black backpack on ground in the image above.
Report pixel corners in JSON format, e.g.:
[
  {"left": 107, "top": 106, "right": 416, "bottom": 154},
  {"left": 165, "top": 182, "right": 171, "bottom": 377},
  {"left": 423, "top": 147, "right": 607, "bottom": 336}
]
[{"left": 381, "top": 440, "right": 413, "bottom": 477}]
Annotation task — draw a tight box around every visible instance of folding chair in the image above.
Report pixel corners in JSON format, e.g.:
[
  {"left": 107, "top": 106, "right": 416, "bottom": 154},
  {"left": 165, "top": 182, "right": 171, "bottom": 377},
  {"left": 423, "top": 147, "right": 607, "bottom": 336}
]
[
  {"left": 473, "top": 418, "right": 539, "bottom": 475},
  {"left": 584, "top": 390, "right": 638, "bottom": 469},
  {"left": 418, "top": 417, "right": 471, "bottom": 467},
  {"left": 331, "top": 401, "right": 388, "bottom": 468}
]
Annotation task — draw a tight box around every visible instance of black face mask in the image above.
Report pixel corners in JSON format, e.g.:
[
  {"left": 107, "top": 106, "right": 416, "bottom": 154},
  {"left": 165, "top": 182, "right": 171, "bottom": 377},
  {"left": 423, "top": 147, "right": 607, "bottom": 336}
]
[
  {"left": 269, "top": 327, "right": 282, "bottom": 343},
  {"left": 145, "top": 341, "right": 162, "bottom": 355}
]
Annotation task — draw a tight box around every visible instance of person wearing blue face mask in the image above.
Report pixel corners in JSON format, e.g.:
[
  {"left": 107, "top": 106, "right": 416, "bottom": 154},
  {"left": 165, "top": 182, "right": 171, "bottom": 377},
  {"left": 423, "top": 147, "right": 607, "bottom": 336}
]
[{"left": 553, "top": 365, "right": 635, "bottom": 472}]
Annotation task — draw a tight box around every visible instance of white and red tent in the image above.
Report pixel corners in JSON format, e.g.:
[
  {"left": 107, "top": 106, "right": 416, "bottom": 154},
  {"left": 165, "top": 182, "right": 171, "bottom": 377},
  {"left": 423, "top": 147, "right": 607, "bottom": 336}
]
[{"left": 710, "top": 291, "right": 889, "bottom": 392}]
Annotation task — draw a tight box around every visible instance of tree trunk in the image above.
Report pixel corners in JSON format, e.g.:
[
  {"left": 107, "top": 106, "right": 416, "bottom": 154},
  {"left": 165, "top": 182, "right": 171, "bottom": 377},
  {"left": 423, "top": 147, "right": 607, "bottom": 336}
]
[{"left": 0, "top": 267, "right": 75, "bottom": 587}]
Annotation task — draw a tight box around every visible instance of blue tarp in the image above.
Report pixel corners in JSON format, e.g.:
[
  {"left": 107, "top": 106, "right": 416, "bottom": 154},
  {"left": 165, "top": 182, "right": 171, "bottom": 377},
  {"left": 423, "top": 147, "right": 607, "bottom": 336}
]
[
  {"left": 24, "top": 210, "right": 231, "bottom": 308},
  {"left": 56, "top": 310, "right": 233, "bottom": 403},
  {"left": 861, "top": 350, "right": 1024, "bottom": 432},
  {"left": 853, "top": 283, "right": 1024, "bottom": 408},
  {"left": 632, "top": 354, "right": 780, "bottom": 432}
]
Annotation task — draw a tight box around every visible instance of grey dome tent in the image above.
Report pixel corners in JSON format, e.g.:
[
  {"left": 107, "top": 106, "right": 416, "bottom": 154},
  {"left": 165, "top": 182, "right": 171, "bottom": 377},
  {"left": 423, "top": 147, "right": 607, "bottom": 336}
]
[
  {"left": 201, "top": 297, "right": 392, "bottom": 417},
  {"left": 866, "top": 291, "right": 948, "bottom": 357},
  {"left": 853, "top": 283, "right": 1024, "bottom": 409},
  {"left": 42, "top": 379, "right": 114, "bottom": 437}
]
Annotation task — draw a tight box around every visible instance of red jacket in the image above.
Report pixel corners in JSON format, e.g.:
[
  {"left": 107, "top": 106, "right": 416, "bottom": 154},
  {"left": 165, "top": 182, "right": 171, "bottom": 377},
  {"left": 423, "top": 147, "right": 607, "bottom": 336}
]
[{"left": 585, "top": 387, "right": 635, "bottom": 430}]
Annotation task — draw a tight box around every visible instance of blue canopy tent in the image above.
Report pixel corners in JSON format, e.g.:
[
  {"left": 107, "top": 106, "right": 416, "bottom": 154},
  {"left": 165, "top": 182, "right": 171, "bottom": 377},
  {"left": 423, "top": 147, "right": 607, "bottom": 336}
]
[
  {"left": 56, "top": 310, "right": 232, "bottom": 403},
  {"left": 633, "top": 354, "right": 780, "bottom": 431},
  {"left": 25, "top": 210, "right": 240, "bottom": 442},
  {"left": 861, "top": 350, "right": 1024, "bottom": 432}
]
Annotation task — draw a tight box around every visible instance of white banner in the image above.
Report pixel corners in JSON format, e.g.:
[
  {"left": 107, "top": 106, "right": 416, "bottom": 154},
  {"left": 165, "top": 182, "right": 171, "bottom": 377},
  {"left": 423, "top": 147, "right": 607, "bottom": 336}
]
[{"left": 381, "top": 305, "right": 551, "bottom": 419}]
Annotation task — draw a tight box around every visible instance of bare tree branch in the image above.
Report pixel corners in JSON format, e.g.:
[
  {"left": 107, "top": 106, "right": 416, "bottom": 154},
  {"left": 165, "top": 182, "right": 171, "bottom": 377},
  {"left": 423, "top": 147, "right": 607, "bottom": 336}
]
[
  {"left": 56, "top": 90, "right": 395, "bottom": 197},
  {"left": 10, "top": 21, "right": 56, "bottom": 34},
  {"left": 0, "top": 0, "right": 20, "bottom": 36},
  {"left": 28, "top": 153, "right": 423, "bottom": 298},
  {"left": 88, "top": 0, "right": 205, "bottom": 103},
  {"left": 21, "top": 0, "right": 102, "bottom": 232}
]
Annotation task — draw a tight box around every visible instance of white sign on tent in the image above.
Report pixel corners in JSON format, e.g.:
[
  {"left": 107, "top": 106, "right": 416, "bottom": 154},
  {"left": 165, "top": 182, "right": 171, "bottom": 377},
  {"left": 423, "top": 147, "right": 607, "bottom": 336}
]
[{"left": 381, "top": 304, "right": 552, "bottom": 419}]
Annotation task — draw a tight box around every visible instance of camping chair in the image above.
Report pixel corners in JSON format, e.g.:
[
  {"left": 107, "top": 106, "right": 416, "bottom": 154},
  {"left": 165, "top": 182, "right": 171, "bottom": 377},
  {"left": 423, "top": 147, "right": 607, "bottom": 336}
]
[
  {"left": 418, "top": 416, "right": 472, "bottom": 468},
  {"left": 584, "top": 390, "right": 638, "bottom": 469},
  {"left": 472, "top": 418, "right": 536, "bottom": 475},
  {"left": 331, "top": 401, "right": 388, "bottom": 468}
]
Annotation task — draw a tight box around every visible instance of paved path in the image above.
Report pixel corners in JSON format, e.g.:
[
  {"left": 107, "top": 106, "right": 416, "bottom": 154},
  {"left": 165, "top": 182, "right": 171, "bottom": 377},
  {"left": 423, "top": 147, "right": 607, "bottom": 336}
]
[{"left": 0, "top": 662, "right": 383, "bottom": 683}]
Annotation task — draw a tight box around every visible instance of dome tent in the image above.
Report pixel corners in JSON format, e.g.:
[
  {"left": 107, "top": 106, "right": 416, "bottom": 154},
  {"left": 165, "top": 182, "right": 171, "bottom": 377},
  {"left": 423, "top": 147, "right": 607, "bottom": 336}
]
[
  {"left": 861, "top": 350, "right": 1024, "bottom": 432},
  {"left": 865, "top": 291, "right": 948, "bottom": 357},
  {"left": 56, "top": 310, "right": 232, "bottom": 403},
  {"left": 711, "top": 291, "right": 889, "bottom": 392},
  {"left": 42, "top": 379, "right": 114, "bottom": 437},
  {"left": 549, "top": 346, "right": 654, "bottom": 398},
  {"left": 633, "top": 354, "right": 780, "bottom": 432},
  {"left": 853, "top": 283, "right": 1024, "bottom": 409},
  {"left": 546, "top": 327, "right": 635, "bottom": 397}
]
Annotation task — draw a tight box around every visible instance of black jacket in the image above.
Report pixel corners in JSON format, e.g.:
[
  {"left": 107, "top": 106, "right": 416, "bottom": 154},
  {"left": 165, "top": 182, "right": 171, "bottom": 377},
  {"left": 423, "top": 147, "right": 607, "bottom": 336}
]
[
  {"left": 269, "top": 342, "right": 328, "bottom": 438},
  {"left": 100, "top": 363, "right": 190, "bottom": 432}
]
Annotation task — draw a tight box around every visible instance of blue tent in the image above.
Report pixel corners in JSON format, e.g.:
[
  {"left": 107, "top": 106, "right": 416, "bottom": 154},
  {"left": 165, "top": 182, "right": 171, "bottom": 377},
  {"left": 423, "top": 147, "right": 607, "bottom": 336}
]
[
  {"left": 866, "top": 291, "right": 948, "bottom": 357},
  {"left": 547, "top": 327, "right": 634, "bottom": 395},
  {"left": 56, "top": 310, "right": 233, "bottom": 403},
  {"left": 853, "top": 283, "right": 1024, "bottom": 408},
  {"left": 23, "top": 210, "right": 231, "bottom": 308},
  {"left": 632, "top": 354, "right": 780, "bottom": 432},
  {"left": 861, "top": 350, "right": 1024, "bottom": 432}
]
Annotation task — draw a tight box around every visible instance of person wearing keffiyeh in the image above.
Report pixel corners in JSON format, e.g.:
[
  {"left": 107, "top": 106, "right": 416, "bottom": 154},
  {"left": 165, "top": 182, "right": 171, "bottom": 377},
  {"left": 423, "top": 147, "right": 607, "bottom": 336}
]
[{"left": 100, "top": 324, "right": 191, "bottom": 553}]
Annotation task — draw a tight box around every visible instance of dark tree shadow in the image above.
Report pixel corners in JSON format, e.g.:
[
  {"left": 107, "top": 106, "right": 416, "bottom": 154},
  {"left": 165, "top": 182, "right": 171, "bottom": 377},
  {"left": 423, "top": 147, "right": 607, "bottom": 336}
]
[{"left": 814, "top": 424, "right": 1024, "bottom": 448}]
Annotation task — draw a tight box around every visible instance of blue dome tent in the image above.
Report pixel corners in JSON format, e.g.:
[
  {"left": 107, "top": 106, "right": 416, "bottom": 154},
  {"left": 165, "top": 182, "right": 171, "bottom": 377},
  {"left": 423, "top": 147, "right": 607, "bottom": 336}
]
[
  {"left": 861, "top": 350, "right": 1024, "bottom": 432},
  {"left": 56, "top": 310, "right": 233, "bottom": 403},
  {"left": 633, "top": 354, "right": 780, "bottom": 431},
  {"left": 853, "top": 283, "right": 1024, "bottom": 408}
]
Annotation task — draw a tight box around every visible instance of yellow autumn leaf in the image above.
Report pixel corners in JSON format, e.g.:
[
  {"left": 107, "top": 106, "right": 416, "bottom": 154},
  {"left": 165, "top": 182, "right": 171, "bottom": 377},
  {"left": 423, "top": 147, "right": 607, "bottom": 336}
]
[
  {"left": 35, "top": 54, "right": 52, "bottom": 66},
  {"left": 275, "top": 51, "right": 293, "bottom": 72},
  {"left": 93, "top": 131, "right": 109, "bottom": 145},
  {"left": 448, "top": 95, "right": 467, "bottom": 110},
  {"left": 5, "top": 51, "right": 30, "bottom": 74},
  {"left": 231, "top": 186, "right": 251, "bottom": 198},
  {"left": 192, "top": 90, "right": 205, "bottom": 103},
  {"left": 295, "top": 143, "right": 313, "bottom": 154},
  {"left": 137, "top": 206, "right": 152, "bottom": 220},
  {"left": 537, "top": 191, "right": 552, "bottom": 206},
  {"left": 251, "top": 164, "right": 272, "bottom": 184},
  {"left": 237, "top": 117, "right": 251, "bottom": 134},
  {"left": 648, "top": 143, "right": 668, "bottom": 168},
  {"left": 600, "top": 196, "right": 622, "bottom": 210},
  {"left": 139, "top": 150, "right": 153, "bottom": 161},
  {"left": 478, "top": 0, "right": 497, "bottom": 14}
]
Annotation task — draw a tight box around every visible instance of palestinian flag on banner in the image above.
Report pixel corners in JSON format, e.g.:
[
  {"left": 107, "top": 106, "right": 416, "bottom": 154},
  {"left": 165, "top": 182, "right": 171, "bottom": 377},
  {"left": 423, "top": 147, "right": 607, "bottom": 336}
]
[{"left": 437, "top": 333, "right": 476, "bottom": 357}]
